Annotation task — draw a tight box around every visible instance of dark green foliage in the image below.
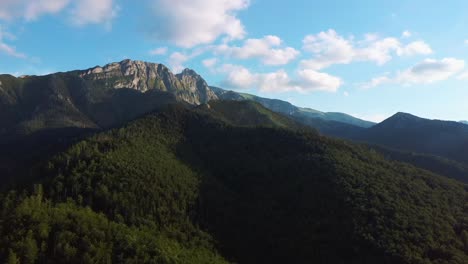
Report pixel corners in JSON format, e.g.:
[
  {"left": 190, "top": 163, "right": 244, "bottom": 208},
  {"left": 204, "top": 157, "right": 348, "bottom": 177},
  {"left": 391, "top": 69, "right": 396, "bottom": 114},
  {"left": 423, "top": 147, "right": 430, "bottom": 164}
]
[
  {"left": 368, "top": 144, "right": 468, "bottom": 183},
  {"left": 0, "top": 189, "right": 226, "bottom": 263},
  {"left": 1, "top": 102, "right": 468, "bottom": 263},
  {"left": 196, "top": 100, "right": 310, "bottom": 130},
  {"left": 352, "top": 112, "right": 468, "bottom": 165},
  {"left": 176, "top": 110, "right": 468, "bottom": 264}
]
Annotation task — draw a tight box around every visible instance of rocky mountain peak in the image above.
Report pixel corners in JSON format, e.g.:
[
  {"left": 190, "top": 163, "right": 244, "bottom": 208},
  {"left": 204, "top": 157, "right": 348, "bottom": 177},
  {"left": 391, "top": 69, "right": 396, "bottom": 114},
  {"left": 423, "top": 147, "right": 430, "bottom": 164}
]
[
  {"left": 179, "top": 68, "right": 200, "bottom": 77},
  {"left": 79, "top": 60, "right": 217, "bottom": 105}
]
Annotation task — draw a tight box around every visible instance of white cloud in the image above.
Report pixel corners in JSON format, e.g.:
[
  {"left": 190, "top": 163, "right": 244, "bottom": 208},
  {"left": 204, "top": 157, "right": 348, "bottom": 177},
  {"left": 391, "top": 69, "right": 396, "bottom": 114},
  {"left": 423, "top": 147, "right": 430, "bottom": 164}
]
[
  {"left": 364, "top": 58, "right": 465, "bottom": 88},
  {"left": 464, "top": 40, "right": 468, "bottom": 45},
  {"left": 361, "top": 75, "right": 391, "bottom": 89},
  {"left": 397, "top": 58, "right": 464, "bottom": 84},
  {"left": 301, "top": 29, "right": 354, "bottom": 70},
  {"left": 457, "top": 71, "right": 468, "bottom": 80},
  {"left": 149, "top": 47, "right": 168, "bottom": 56},
  {"left": 396, "top": 41, "right": 432, "bottom": 56},
  {"left": 0, "top": 26, "right": 26, "bottom": 58},
  {"left": 149, "top": 0, "right": 250, "bottom": 48},
  {"left": 0, "top": 42, "right": 26, "bottom": 58},
  {"left": 167, "top": 47, "right": 209, "bottom": 73},
  {"left": 0, "top": 0, "right": 117, "bottom": 27},
  {"left": 296, "top": 69, "right": 342, "bottom": 92},
  {"left": 202, "top": 58, "right": 218, "bottom": 68},
  {"left": 301, "top": 29, "right": 433, "bottom": 70},
  {"left": 214, "top": 35, "right": 300, "bottom": 65},
  {"left": 168, "top": 52, "right": 190, "bottom": 73},
  {"left": 355, "top": 37, "right": 401, "bottom": 65},
  {"left": 220, "top": 64, "right": 256, "bottom": 88},
  {"left": 219, "top": 64, "right": 341, "bottom": 93},
  {"left": 0, "top": 0, "right": 70, "bottom": 21},
  {"left": 402, "top": 30, "right": 412, "bottom": 38},
  {"left": 71, "top": 0, "right": 117, "bottom": 27}
]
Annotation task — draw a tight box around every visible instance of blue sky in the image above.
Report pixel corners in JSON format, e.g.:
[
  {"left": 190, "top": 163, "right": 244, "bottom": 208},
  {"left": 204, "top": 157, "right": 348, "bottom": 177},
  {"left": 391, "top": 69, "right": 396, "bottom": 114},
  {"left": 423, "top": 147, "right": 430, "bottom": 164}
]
[{"left": 1, "top": 0, "right": 468, "bottom": 122}]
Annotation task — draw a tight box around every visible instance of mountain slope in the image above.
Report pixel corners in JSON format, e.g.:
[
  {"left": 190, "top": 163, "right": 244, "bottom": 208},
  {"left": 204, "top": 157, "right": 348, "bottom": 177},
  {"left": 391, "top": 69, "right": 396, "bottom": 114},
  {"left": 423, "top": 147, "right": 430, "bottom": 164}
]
[
  {"left": 196, "top": 100, "right": 310, "bottom": 130},
  {"left": 353, "top": 112, "right": 468, "bottom": 165},
  {"left": 211, "top": 86, "right": 375, "bottom": 128},
  {"left": 0, "top": 60, "right": 218, "bottom": 139},
  {"left": 0, "top": 61, "right": 373, "bottom": 140},
  {"left": 1, "top": 104, "right": 467, "bottom": 264}
]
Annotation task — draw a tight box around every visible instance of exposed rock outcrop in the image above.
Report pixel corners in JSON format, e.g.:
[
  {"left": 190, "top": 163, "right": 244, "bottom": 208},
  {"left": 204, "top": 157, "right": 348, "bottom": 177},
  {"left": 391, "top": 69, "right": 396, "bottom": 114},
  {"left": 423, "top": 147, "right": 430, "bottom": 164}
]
[{"left": 80, "top": 59, "right": 218, "bottom": 105}]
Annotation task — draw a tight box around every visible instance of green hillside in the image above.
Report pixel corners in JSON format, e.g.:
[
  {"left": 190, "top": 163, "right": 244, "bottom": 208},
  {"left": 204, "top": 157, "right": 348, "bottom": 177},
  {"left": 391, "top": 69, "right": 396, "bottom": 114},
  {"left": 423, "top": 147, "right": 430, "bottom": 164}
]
[
  {"left": 210, "top": 86, "right": 375, "bottom": 128},
  {"left": 1, "top": 104, "right": 467, "bottom": 263},
  {"left": 353, "top": 112, "right": 468, "bottom": 165},
  {"left": 196, "top": 100, "right": 308, "bottom": 130}
]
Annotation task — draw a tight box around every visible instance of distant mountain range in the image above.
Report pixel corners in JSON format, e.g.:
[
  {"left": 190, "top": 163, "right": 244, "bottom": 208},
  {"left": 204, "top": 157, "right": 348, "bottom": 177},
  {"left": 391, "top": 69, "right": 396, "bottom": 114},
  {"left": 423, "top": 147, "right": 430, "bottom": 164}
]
[
  {"left": 345, "top": 112, "right": 468, "bottom": 165},
  {"left": 2, "top": 59, "right": 468, "bottom": 174},
  {"left": 0, "top": 59, "right": 373, "bottom": 140},
  {"left": 1, "top": 60, "right": 468, "bottom": 263},
  {"left": 210, "top": 86, "right": 375, "bottom": 128}
]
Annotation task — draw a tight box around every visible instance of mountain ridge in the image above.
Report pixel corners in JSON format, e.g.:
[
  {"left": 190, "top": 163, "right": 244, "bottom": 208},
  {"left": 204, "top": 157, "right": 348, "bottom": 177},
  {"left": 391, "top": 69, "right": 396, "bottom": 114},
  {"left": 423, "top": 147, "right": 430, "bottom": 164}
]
[
  {"left": 2, "top": 103, "right": 468, "bottom": 263},
  {"left": 210, "top": 86, "right": 375, "bottom": 128}
]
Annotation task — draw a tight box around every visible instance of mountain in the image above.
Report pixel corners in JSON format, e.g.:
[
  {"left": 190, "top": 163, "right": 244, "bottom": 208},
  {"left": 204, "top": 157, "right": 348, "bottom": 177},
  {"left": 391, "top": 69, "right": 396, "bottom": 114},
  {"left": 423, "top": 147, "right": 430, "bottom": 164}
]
[
  {"left": 3, "top": 60, "right": 468, "bottom": 185},
  {"left": 197, "top": 100, "right": 310, "bottom": 130},
  {"left": 0, "top": 60, "right": 219, "bottom": 139},
  {"left": 1, "top": 104, "right": 468, "bottom": 264},
  {"left": 460, "top": 120, "right": 468, "bottom": 125},
  {"left": 0, "top": 60, "right": 374, "bottom": 141},
  {"left": 211, "top": 86, "right": 375, "bottom": 128},
  {"left": 206, "top": 88, "right": 468, "bottom": 183},
  {"left": 352, "top": 112, "right": 468, "bottom": 165},
  {"left": 79, "top": 60, "right": 217, "bottom": 105}
]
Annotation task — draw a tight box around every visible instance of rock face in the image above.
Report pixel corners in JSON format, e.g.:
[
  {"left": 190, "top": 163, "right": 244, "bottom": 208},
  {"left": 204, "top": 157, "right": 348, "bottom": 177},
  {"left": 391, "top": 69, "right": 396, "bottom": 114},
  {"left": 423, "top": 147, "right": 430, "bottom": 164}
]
[
  {"left": 80, "top": 59, "right": 218, "bottom": 105},
  {"left": 0, "top": 60, "right": 221, "bottom": 137}
]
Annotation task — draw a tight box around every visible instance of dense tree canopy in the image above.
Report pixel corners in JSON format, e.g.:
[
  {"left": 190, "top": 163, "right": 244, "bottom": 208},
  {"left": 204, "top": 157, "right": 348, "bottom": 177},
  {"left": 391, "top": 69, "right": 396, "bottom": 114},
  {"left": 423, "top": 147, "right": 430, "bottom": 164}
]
[{"left": 0, "top": 103, "right": 467, "bottom": 263}]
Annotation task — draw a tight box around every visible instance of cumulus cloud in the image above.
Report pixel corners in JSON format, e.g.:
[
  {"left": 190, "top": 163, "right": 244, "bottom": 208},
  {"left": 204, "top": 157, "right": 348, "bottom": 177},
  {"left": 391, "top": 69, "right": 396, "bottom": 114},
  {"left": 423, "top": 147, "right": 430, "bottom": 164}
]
[
  {"left": 71, "top": 0, "right": 117, "bottom": 27},
  {"left": 149, "top": 0, "right": 250, "bottom": 48},
  {"left": 202, "top": 58, "right": 218, "bottom": 68},
  {"left": 363, "top": 58, "right": 465, "bottom": 88},
  {"left": 0, "top": 26, "right": 26, "bottom": 58},
  {"left": 0, "top": 0, "right": 69, "bottom": 21},
  {"left": 219, "top": 64, "right": 341, "bottom": 93},
  {"left": 167, "top": 47, "right": 208, "bottom": 73},
  {"left": 0, "top": 0, "right": 117, "bottom": 26},
  {"left": 168, "top": 52, "right": 190, "bottom": 73},
  {"left": 396, "top": 41, "right": 432, "bottom": 56},
  {"left": 301, "top": 29, "right": 433, "bottom": 70},
  {"left": 214, "top": 35, "right": 300, "bottom": 65},
  {"left": 301, "top": 29, "right": 354, "bottom": 70},
  {"left": 149, "top": 47, "right": 168, "bottom": 56},
  {"left": 402, "top": 30, "right": 412, "bottom": 38}
]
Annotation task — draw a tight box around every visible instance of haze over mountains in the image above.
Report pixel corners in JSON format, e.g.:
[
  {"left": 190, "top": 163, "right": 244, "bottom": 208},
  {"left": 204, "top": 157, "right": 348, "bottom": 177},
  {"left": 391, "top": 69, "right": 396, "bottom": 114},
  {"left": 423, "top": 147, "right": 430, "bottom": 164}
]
[{"left": 1, "top": 60, "right": 468, "bottom": 263}]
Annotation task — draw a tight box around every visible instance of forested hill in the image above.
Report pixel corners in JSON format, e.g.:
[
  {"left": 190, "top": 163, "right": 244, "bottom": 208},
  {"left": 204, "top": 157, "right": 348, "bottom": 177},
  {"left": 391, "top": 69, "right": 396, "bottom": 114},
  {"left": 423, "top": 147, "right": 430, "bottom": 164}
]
[
  {"left": 1, "top": 103, "right": 467, "bottom": 263},
  {"left": 353, "top": 112, "right": 468, "bottom": 165},
  {"left": 210, "top": 86, "right": 375, "bottom": 128}
]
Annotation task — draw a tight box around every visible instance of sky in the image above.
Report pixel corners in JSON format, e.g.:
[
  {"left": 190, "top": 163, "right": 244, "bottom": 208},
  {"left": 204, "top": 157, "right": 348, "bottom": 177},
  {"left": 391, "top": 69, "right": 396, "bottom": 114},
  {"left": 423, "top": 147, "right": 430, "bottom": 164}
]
[{"left": 1, "top": 0, "right": 468, "bottom": 122}]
